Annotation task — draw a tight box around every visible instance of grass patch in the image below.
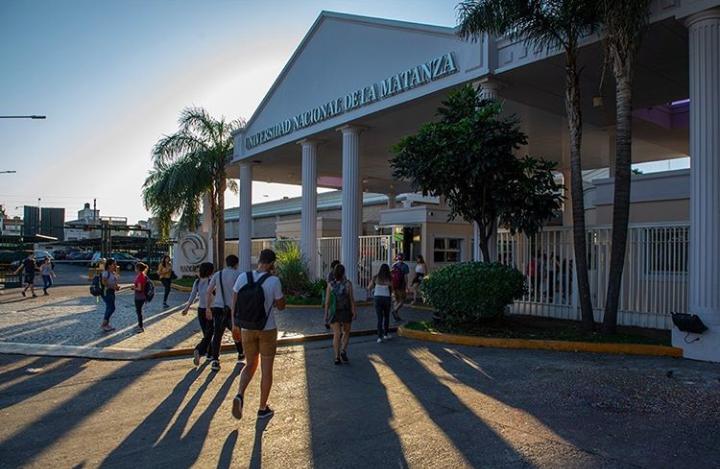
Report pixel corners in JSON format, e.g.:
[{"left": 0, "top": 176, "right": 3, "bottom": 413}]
[
  {"left": 406, "top": 315, "right": 670, "bottom": 346},
  {"left": 286, "top": 295, "right": 323, "bottom": 306},
  {"left": 172, "top": 277, "right": 196, "bottom": 288}
]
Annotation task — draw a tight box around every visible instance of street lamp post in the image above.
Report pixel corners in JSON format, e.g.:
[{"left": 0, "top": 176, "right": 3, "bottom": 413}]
[{"left": 0, "top": 115, "right": 46, "bottom": 119}]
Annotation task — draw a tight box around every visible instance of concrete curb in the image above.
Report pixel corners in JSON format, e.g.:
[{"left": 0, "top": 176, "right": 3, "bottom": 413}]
[
  {"left": 0, "top": 327, "right": 399, "bottom": 361},
  {"left": 397, "top": 326, "right": 684, "bottom": 358},
  {"left": 284, "top": 301, "right": 373, "bottom": 309},
  {"left": 148, "top": 327, "right": 397, "bottom": 359}
]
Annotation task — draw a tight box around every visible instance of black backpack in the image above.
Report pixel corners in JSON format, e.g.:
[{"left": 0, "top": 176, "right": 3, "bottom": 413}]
[
  {"left": 144, "top": 279, "right": 155, "bottom": 302},
  {"left": 234, "top": 271, "right": 271, "bottom": 330},
  {"left": 90, "top": 273, "right": 103, "bottom": 297}
]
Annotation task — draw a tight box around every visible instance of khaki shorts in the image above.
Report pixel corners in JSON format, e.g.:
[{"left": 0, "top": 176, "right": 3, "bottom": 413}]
[
  {"left": 393, "top": 289, "right": 407, "bottom": 304},
  {"left": 241, "top": 328, "right": 278, "bottom": 357}
]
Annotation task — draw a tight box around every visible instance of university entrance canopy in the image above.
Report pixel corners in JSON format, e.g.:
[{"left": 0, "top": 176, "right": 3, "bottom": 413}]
[{"left": 229, "top": 5, "right": 720, "bottom": 362}]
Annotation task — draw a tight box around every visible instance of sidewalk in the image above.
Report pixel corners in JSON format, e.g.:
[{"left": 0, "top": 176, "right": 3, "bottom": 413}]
[{"left": 0, "top": 285, "right": 432, "bottom": 359}]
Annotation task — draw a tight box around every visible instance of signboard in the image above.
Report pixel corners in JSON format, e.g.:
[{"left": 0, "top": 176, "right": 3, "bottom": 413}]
[
  {"left": 173, "top": 232, "right": 212, "bottom": 276},
  {"left": 245, "top": 51, "right": 458, "bottom": 150}
]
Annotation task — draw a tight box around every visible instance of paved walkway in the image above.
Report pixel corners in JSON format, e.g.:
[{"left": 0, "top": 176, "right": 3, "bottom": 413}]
[
  {"left": 1, "top": 340, "right": 719, "bottom": 468},
  {"left": 0, "top": 286, "right": 431, "bottom": 358}
]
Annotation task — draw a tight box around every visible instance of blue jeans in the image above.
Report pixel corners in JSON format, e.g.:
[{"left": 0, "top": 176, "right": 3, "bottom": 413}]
[
  {"left": 42, "top": 275, "right": 53, "bottom": 292},
  {"left": 103, "top": 290, "right": 116, "bottom": 322},
  {"left": 374, "top": 295, "right": 391, "bottom": 338}
]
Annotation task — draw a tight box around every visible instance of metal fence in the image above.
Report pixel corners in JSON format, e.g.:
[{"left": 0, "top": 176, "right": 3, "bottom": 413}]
[{"left": 498, "top": 223, "right": 689, "bottom": 329}]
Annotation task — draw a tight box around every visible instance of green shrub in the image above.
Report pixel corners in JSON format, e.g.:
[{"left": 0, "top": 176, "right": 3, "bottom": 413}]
[
  {"left": 309, "top": 278, "right": 327, "bottom": 298},
  {"left": 274, "top": 243, "right": 311, "bottom": 295},
  {"left": 420, "top": 262, "right": 526, "bottom": 325}
]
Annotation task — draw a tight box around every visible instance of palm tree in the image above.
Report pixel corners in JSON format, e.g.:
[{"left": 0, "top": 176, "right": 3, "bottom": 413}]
[
  {"left": 457, "top": 0, "right": 599, "bottom": 330},
  {"left": 143, "top": 107, "right": 244, "bottom": 268},
  {"left": 601, "top": 0, "right": 651, "bottom": 334}
]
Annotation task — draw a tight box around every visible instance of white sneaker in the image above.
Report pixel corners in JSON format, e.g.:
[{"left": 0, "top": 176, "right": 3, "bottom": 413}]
[
  {"left": 377, "top": 338, "right": 383, "bottom": 343},
  {"left": 384, "top": 334, "right": 392, "bottom": 340}
]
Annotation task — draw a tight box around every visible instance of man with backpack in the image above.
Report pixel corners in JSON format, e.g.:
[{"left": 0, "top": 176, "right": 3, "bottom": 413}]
[
  {"left": 15, "top": 254, "right": 38, "bottom": 298},
  {"left": 391, "top": 253, "right": 410, "bottom": 322},
  {"left": 206, "top": 254, "right": 244, "bottom": 372},
  {"left": 230, "top": 249, "right": 285, "bottom": 420}
]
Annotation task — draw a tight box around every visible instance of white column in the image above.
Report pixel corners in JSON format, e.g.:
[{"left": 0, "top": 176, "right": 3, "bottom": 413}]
[
  {"left": 300, "top": 139, "right": 318, "bottom": 279},
  {"left": 676, "top": 8, "right": 720, "bottom": 362},
  {"left": 238, "top": 162, "right": 253, "bottom": 271},
  {"left": 340, "top": 126, "right": 361, "bottom": 290},
  {"left": 387, "top": 191, "right": 396, "bottom": 209}
]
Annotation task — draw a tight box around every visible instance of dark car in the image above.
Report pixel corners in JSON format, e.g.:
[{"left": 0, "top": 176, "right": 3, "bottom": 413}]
[{"left": 90, "top": 252, "right": 138, "bottom": 271}]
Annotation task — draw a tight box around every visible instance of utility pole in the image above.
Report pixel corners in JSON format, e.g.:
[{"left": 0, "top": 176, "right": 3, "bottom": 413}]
[{"left": 0, "top": 115, "right": 46, "bottom": 119}]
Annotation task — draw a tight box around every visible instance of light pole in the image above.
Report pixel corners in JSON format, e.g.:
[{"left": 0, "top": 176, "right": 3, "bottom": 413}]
[{"left": 0, "top": 115, "right": 46, "bottom": 119}]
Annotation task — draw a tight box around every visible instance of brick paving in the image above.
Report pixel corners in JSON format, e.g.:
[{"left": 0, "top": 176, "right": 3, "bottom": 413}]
[{"left": 0, "top": 285, "right": 432, "bottom": 353}]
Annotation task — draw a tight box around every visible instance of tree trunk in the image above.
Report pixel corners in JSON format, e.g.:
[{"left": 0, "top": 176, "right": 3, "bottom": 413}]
[
  {"left": 603, "top": 65, "right": 633, "bottom": 334},
  {"left": 565, "top": 50, "right": 595, "bottom": 331},
  {"left": 475, "top": 219, "right": 491, "bottom": 263},
  {"left": 216, "top": 177, "right": 227, "bottom": 269},
  {"left": 209, "top": 188, "right": 219, "bottom": 271}
]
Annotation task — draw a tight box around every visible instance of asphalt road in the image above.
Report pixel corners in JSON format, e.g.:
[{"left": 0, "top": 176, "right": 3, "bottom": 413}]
[{"left": 1, "top": 339, "right": 719, "bottom": 468}]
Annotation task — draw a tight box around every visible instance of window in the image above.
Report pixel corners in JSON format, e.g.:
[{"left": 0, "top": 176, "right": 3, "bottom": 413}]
[{"left": 434, "top": 237, "right": 462, "bottom": 263}]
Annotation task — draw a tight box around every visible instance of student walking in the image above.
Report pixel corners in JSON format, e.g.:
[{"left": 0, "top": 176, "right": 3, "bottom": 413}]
[
  {"left": 411, "top": 254, "right": 427, "bottom": 304},
  {"left": 100, "top": 259, "right": 120, "bottom": 332},
  {"left": 390, "top": 253, "right": 410, "bottom": 322},
  {"left": 326, "top": 259, "right": 340, "bottom": 283},
  {"left": 206, "top": 255, "right": 244, "bottom": 372},
  {"left": 324, "top": 264, "right": 356, "bottom": 365},
  {"left": 182, "top": 262, "right": 215, "bottom": 366},
  {"left": 230, "top": 249, "right": 285, "bottom": 420},
  {"left": 158, "top": 256, "right": 173, "bottom": 308},
  {"left": 133, "top": 262, "right": 149, "bottom": 333},
  {"left": 15, "top": 254, "right": 38, "bottom": 298},
  {"left": 368, "top": 263, "right": 393, "bottom": 343},
  {"left": 40, "top": 257, "right": 56, "bottom": 296}
]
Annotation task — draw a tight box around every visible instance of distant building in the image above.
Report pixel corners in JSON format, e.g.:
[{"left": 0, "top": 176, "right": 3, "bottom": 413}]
[
  {"left": 64, "top": 202, "right": 127, "bottom": 241},
  {"left": 0, "top": 216, "right": 23, "bottom": 236},
  {"left": 21, "top": 206, "right": 64, "bottom": 240}
]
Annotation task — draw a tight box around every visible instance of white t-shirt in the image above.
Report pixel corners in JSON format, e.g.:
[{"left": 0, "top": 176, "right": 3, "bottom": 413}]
[
  {"left": 208, "top": 268, "right": 240, "bottom": 309},
  {"left": 232, "top": 270, "right": 284, "bottom": 331}
]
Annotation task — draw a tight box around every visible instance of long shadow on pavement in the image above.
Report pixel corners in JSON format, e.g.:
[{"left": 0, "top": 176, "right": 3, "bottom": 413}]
[
  {"left": 429, "top": 345, "right": 720, "bottom": 468},
  {"left": 99, "top": 362, "right": 241, "bottom": 468},
  {"left": 0, "top": 355, "right": 88, "bottom": 411},
  {"left": 303, "top": 338, "right": 410, "bottom": 468},
  {"left": 0, "top": 319, "right": 199, "bottom": 467},
  {"left": 376, "top": 343, "right": 529, "bottom": 467}
]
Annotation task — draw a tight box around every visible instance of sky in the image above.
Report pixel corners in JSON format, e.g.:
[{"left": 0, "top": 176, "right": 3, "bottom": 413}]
[{"left": 0, "top": 0, "right": 458, "bottom": 223}]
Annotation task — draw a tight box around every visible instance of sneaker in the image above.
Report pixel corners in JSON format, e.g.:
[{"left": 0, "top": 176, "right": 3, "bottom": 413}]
[
  {"left": 163, "top": 303, "right": 169, "bottom": 308},
  {"left": 232, "top": 394, "right": 244, "bottom": 420},
  {"left": 21, "top": 290, "right": 26, "bottom": 297},
  {"left": 101, "top": 324, "right": 115, "bottom": 332},
  {"left": 193, "top": 349, "right": 200, "bottom": 367},
  {"left": 334, "top": 357, "right": 342, "bottom": 365},
  {"left": 211, "top": 360, "right": 221, "bottom": 372},
  {"left": 135, "top": 326, "right": 144, "bottom": 333},
  {"left": 43, "top": 291, "right": 49, "bottom": 296},
  {"left": 384, "top": 334, "right": 392, "bottom": 340},
  {"left": 340, "top": 351, "right": 349, "bottom": 363},
  {"left": 257, "top": 406, "right": 274, "bottom": 419},
  {"left": 377, "top": 338, "right": 383, "bottom": 344},
  {"left": 237, "top": 353, "right": 245, "bottom": 363},
  {"left": 205, "top": 355, "right": 213, "bottom": 363},
  {"left": 32, "top": 293, "right": 37, "bottom": 298}
]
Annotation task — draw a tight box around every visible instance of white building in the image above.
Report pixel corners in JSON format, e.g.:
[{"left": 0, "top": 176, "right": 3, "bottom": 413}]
[{"left": 224, "top": 5, "right": 720, "bottom": 361}]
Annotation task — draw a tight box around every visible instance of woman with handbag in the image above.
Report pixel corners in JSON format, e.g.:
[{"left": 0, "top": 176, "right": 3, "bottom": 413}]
[{"left": 158, "top": 255, "right": 173, "bottom": 308}]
